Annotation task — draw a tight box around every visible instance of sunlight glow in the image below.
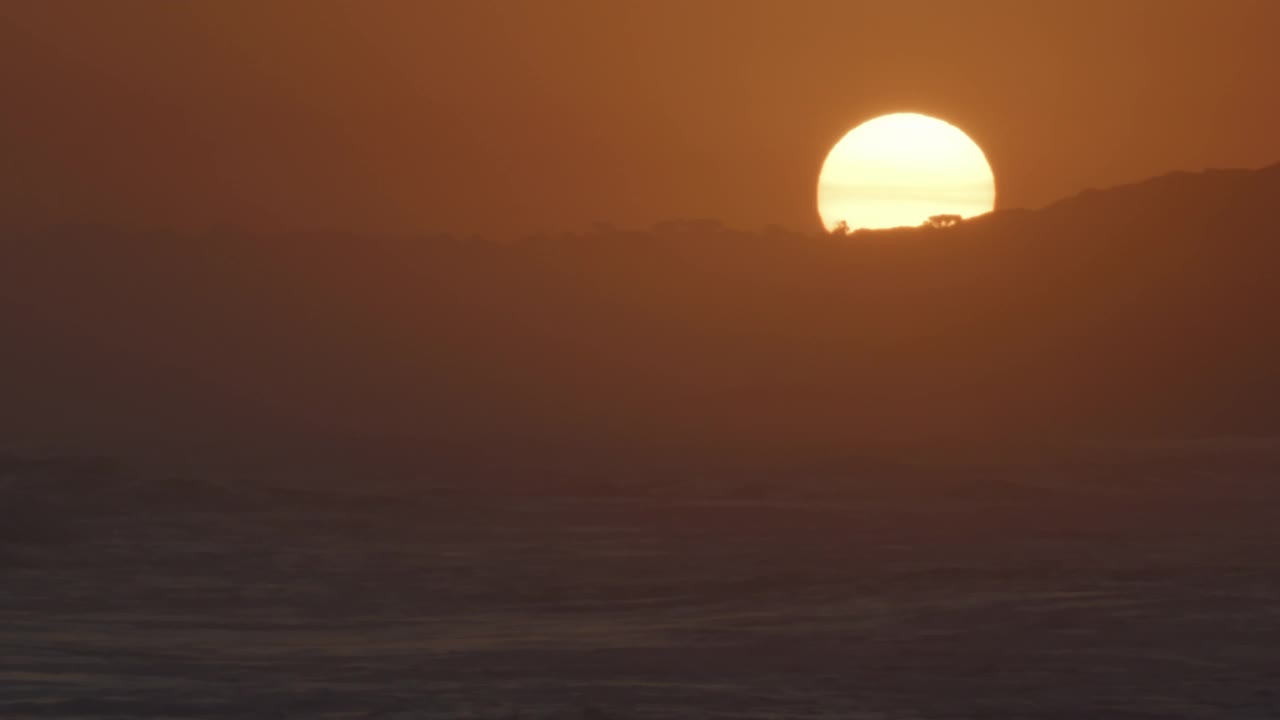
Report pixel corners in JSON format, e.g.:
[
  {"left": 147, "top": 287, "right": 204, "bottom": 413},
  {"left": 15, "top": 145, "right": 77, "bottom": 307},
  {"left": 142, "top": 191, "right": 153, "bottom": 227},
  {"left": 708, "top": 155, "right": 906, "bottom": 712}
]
[{"left": 817, "top": 113, "right": 996, "bottom": 232}]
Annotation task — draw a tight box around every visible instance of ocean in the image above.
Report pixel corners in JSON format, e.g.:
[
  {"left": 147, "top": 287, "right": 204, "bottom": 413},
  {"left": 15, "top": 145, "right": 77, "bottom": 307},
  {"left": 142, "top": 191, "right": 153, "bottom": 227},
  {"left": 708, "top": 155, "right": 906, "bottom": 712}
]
[{"left": 3, "top": 462, "right": 1279, "bottom": 718}]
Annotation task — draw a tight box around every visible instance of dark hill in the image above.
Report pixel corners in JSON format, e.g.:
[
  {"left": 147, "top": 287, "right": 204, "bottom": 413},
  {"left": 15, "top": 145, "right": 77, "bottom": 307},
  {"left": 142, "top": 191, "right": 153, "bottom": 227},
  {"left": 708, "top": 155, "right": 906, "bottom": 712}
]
[{"left": 1, "top": 163, "right": 1279, "bottom": 479}]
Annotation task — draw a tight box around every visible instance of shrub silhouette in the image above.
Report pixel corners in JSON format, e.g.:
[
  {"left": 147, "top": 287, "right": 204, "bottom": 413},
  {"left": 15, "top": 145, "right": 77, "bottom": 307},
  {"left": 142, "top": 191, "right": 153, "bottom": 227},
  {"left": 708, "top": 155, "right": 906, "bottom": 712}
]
[{"left": 924, "top": 213, "right": 963, "bottom": 228}]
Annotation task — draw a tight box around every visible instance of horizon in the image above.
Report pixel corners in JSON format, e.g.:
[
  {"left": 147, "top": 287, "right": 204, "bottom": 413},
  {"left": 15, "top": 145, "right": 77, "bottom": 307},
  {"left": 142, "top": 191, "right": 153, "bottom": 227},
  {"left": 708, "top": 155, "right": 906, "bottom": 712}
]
[{"left": 5, "top": 159, "right": 1278, "bottom": 239}]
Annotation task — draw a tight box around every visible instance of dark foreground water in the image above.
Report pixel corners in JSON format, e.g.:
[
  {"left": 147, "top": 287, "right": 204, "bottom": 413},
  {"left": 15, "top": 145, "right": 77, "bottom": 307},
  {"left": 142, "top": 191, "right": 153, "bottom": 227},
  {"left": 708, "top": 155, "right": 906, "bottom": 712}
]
[{"left": 3, "top": 461, "right": 1280, "bottom": 719}]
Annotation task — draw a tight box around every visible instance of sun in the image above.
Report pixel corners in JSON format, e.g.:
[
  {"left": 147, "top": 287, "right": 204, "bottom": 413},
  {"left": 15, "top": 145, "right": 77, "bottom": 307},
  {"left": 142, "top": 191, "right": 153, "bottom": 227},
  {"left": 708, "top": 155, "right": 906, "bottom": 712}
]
[{"left": 816, "top": 113, "right": 996, "bottom": 232}]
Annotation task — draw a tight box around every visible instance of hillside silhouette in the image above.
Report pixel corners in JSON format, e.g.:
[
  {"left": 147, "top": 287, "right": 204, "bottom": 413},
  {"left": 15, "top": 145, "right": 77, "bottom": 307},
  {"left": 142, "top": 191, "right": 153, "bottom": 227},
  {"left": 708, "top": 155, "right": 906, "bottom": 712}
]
[{"left": 2, "top": 163, "right": 1279, "bottom": 479}]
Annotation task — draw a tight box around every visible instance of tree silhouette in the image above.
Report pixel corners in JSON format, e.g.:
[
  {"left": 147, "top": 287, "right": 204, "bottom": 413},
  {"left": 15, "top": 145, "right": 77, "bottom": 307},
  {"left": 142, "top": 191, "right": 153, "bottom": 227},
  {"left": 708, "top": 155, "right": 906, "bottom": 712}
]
[{"left": 924, "top": 214, "right": 962, "bottom": 228}]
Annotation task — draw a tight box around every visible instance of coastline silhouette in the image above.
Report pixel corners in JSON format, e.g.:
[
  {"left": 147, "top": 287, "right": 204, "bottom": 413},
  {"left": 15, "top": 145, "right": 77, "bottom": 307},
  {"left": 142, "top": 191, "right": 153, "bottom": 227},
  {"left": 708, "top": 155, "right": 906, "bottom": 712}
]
[{"left": 2, "top": 163, "right": 1278, "bottom": 477}]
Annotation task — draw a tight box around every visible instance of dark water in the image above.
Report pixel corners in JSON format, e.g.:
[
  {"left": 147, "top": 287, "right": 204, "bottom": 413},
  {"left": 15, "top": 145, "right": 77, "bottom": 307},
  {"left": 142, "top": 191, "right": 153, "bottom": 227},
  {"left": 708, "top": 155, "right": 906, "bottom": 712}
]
[{"left": 4, "top": 465, "right": 1280, "bottom": 719}]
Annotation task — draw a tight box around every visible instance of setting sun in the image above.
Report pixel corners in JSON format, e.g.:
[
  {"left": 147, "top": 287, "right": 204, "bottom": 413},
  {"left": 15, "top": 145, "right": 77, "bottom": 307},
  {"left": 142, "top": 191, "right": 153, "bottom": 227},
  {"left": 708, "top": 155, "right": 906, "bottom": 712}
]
[{"left": 817, "top": 113, "right": 996, "bottom": 232}]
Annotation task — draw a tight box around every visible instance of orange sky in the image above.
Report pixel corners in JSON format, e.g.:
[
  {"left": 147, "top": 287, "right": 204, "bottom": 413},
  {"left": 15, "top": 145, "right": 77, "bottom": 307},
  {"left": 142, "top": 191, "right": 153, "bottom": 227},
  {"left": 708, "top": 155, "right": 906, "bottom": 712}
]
[{"left": 2, "top": 0, "right": 1278, "bottom": 235}]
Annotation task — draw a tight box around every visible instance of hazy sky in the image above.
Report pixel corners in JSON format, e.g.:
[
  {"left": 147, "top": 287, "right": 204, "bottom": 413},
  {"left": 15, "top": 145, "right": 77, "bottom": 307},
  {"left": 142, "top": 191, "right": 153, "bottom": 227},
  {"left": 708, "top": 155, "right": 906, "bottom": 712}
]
[{"left": 2, "top": 0, "right": 1279, "bottom": 235}]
